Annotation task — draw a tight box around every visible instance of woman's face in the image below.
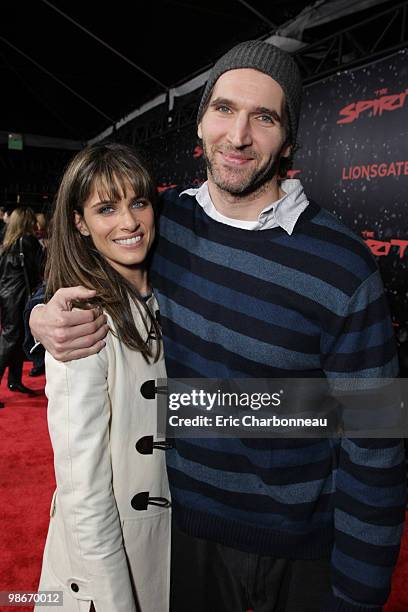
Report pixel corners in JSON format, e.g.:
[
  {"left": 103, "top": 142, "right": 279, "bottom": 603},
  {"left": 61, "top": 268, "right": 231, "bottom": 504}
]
[{"left": 75, "top": 180, "right": 155, "bottom": 287}]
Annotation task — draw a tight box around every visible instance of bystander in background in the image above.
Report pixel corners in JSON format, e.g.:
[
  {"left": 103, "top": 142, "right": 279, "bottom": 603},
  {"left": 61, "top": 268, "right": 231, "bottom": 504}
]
[{"left": 0, "top": 207, "right": 43, "bottom": 406}]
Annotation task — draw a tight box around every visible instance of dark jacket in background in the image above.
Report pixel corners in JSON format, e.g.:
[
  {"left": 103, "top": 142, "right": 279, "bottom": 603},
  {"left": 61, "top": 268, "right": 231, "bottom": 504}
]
[{"left": 0, "top": 234, "right": 43, "bottom": 383}]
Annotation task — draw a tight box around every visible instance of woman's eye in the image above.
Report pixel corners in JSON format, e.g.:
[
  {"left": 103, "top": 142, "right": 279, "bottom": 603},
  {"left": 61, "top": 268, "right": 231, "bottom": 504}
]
[
  {"left": 131, "top": 200, "right": 147, "bottom": 209},
  {"left": 98, "top": 205, "right": 114, "bottom": 214}
]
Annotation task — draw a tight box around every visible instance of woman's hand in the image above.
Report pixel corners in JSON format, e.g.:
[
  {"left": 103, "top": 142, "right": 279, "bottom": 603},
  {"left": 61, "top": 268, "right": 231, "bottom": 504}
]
[{"left": 29, "top": 286, "right": 109, "bottom": 361}]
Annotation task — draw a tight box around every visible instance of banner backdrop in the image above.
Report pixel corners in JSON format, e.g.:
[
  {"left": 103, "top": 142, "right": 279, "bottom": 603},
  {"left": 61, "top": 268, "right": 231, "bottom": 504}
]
[
  {"left": 295, "top": 49, "right": 408, "bottom": 344},
  {"left": 145, "top": 49, "right": 408, "bottom": 370}
]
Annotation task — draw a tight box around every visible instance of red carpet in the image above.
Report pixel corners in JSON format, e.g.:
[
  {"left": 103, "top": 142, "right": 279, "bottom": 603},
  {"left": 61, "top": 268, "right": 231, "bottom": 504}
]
[
  {"left": 0, "top": 362, "right": 407, "bottom": 611},
  {"left": 0, "top": 362, "right": 54, "bottom": 612}
]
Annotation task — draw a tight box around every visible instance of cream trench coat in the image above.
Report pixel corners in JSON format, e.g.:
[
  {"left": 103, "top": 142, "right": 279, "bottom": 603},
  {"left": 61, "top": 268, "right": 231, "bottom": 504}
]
[{"left": 36, "top": 297, "right": 170, "bottom": 612}]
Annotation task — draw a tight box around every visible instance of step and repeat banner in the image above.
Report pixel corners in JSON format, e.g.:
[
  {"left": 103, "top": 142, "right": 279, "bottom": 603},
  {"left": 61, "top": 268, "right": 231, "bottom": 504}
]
[
  {"left": 145, "top": 49, "right": 408, "bottom": 370},
  {"left": 295, "top": 49, "right": 408, "bottom": 356}
]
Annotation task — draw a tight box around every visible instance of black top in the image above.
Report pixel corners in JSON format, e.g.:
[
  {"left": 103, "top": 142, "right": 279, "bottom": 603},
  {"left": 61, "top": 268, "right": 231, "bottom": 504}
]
[{"left": 0, "top": 234, "right": 43, "bottom": 302}]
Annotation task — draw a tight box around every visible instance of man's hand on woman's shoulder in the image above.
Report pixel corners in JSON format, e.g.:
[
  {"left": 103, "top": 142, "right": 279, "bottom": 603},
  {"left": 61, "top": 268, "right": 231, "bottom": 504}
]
[{"left": 29, "top": 286, "right": 109, "bottom": 362}]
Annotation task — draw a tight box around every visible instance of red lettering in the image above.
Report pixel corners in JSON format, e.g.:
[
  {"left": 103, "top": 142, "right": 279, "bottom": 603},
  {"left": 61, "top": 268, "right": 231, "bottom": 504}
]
[
  {"left": 365, "top": 239, "right": 392, "bottom": 257},
  {"left": 352, "top": 166, "right": 361, "bottom": 179},
  {"left": 379, "top": 93, "right": 405, "bottom": 114},
  {"left": 157, "top": 183, "right": 178, "bottom": 192},
  {"left": 337, "top": 89, "right": 408, "bottom": 123},
  {"left": 337, "top": 103, "right": 358, "bottom": 124},
  {"left": 341, "top": 162, "right": 408, "bottom": 181},
  {"left": 378, "top": 163, "right": 387, "bottom": 177},
  {"left": 390, "top": 240, "right": 408, "bottom": 259},
  {"left": 286, "top": 169, "right": 301, "bottom": 178},
  {"left": 355, "top": 100, "right": 375, "bottom": 117},
  {"left": 361, "top": 166, "right": 370, "bottom": 179},
  {"left": 364, "top": 237, "right": 408, "bottom": 259},
  {"left": 370, "top": 164, "right": 378, "bottom": 178}
]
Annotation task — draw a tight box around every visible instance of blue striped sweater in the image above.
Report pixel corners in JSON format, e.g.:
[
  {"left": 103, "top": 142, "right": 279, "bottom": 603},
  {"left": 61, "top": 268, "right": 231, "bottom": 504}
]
[{"left": 150, "top": 188, "right": 406, "bottom": 611}]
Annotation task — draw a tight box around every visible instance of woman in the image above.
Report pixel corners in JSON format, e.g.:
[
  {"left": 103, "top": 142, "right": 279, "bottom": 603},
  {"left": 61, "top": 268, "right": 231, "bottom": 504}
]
[
  {"left": 36, "top": 143, "right": 170, "bottom": 612},
  {"left": 0, "top": 207, "right": 43, "bottom": 405}
]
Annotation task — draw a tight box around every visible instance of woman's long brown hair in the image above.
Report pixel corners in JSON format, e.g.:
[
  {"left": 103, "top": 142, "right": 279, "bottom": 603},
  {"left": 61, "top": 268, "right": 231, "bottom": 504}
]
[
  {"left": 2, "top": 207, "right": 37, "bottom": 251},
  {"left": 45, "top": 142, "right": 161, "bottom": 361}
]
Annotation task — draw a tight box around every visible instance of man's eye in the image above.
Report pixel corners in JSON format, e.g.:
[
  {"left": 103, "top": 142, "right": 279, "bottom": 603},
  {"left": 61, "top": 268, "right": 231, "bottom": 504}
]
[
  {"left": 258, "top": 114, "right": 274, "bottom": 123},
  {"left": 216, "top": 105, "right": 231, "bottom": 113}
]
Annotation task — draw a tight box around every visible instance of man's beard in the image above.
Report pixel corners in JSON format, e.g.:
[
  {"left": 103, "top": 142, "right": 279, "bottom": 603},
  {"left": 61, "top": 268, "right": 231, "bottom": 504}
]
[{"left": 202, "top": 142, "right": 280, "bottom": 197}]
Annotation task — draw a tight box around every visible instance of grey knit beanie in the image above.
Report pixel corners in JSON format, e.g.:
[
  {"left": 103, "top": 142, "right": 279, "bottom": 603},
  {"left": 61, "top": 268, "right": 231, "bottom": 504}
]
[{"left": 197, "top": 40, "right": 302, "bottom": 145}]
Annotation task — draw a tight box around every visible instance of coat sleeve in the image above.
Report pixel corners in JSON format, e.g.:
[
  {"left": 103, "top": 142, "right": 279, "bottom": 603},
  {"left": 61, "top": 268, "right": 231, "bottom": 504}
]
[
  {"left": 22, "top": 234, "right": 44, "bottom": 291},
  {"left": 45, "top": 342, "right": 137, "bottom": 612},
  {"left": 321, "top": 269, "right": 407, "bottom": 612}
]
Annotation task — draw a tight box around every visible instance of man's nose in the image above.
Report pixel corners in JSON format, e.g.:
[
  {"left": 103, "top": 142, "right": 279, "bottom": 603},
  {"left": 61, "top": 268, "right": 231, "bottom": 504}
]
[{"left": 227, "top": 113, "right": 252, "bottom": 148}]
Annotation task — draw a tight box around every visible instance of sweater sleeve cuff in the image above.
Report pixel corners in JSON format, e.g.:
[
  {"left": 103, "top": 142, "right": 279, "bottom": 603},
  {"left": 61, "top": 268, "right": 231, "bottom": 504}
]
[
  {"left": 321, "top": 591, "right": 382, "bottom": 612},
  {"left": 29, "top": 303, "right": 45, "bottom": 349}
]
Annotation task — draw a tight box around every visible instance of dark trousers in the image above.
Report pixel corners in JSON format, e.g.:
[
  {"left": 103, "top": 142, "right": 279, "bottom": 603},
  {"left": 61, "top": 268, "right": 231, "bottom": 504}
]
[
  {"left": 170, "top": 522, "right": 332, "bottom": 612},
  {"left": 0, "top": 295, "right": 25, "bottom": 386}
]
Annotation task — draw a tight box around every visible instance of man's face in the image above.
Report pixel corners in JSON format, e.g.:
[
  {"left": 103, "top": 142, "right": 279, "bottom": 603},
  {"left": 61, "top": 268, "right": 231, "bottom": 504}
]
[{"left": 198, "top": 68, "right": 291, "bottom": 196}]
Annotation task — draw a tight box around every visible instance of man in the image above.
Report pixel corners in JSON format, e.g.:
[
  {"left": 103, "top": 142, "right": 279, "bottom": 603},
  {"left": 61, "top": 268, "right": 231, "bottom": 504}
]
[{"left": 30, "top": 41, "right": 406, "bottom": 611}]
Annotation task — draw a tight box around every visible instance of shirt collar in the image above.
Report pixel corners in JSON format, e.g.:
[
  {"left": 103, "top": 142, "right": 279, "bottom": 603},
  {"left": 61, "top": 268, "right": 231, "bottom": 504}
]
[{"left": 181, "top": 179, "right": 309, "bottom": 234}]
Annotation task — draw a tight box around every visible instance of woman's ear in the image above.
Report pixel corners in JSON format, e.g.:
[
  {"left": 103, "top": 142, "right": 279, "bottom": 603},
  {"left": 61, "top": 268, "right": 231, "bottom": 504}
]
[{"left": 74, "top": 211, "right": 90, "bottom": 236}]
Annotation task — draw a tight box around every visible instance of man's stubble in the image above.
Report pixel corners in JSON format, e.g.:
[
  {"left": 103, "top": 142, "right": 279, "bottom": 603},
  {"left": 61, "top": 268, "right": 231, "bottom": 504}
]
[{"left": 202, "top": 141, "right": 282, "bottom": 198}]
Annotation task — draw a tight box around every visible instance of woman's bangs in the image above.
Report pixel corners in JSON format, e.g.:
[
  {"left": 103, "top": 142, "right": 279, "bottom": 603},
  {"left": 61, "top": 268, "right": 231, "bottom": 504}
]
[{"left": 89, "top": 156, "right": 150, "bottom": 204}]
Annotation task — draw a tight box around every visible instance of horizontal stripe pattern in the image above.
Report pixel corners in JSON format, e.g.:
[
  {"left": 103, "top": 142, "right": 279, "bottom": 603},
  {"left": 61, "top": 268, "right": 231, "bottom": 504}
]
[
  {"left": 169, "top": 466, "right": 333, "bottom": 522},
  {"left": 161, "top": 216, "right": 354, "bottom": 313},
  {"left": 151, "top": 189, "right": 406, "bottom": 608},
  {"left": 332, "top": 548, "right": 394, "bottom": 589},
  {"left": 166, "top": 451, "right": 335, "bottom": 503},
  {"left": 154, "top": 252, "right": 321, "bottom": 337},
  {"left": 169, "top": 440, "right": 334, "bottom": 485},
  {"left": 184, "top": 437, "right": 333, "bottom": 467}
]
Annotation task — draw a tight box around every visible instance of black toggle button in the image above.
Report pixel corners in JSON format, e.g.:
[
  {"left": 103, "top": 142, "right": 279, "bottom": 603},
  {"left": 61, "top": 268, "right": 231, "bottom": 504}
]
[
  {"left": 140, "top": 380, "right": 168, "bottom": 400},
  {"left": 136, "top": 435, "right": 173, "bottom": 454},
  {"left": 131, "top": 491, "right": 149, "bottom": 510},
  {"left": 131, "top": 491, "right": 171, "bottom": 511},
  {"left": 136, "top": 436, "right": 153, "bottom": 454},
  {"left": 140, "top": 380, "right": 157, "bottom": 399},
  {"left": 70, "top": 583, "right": 79, "bottom": 593}
]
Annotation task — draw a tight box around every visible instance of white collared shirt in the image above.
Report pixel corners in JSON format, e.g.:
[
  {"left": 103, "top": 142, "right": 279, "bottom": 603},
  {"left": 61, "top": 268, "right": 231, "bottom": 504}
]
[{"left": 181, "top": 179, "right": 309, "bottom": 234}]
